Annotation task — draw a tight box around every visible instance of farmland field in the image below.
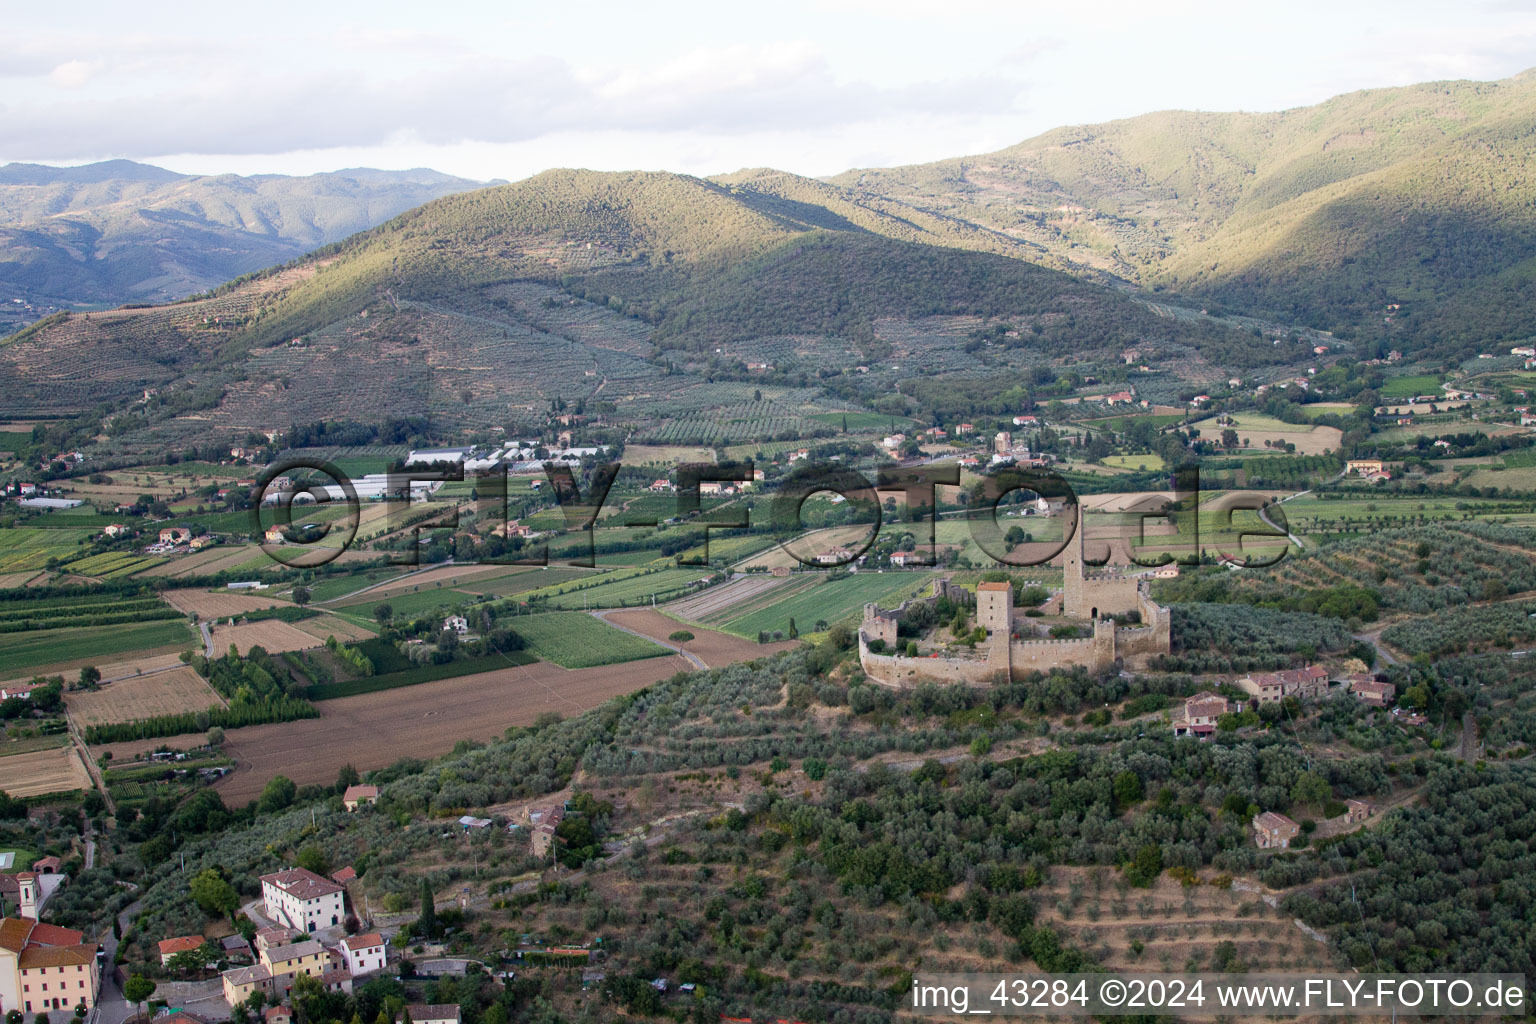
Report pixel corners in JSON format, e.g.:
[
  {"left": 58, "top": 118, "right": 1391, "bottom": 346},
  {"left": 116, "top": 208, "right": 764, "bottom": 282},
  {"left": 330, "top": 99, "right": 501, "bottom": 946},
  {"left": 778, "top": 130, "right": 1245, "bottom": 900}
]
[
  {"left": 721, "top": 571, "right": 935, "bottom": 638},
  {"left": 506, "top": 611, "right": 671, "bottom": 668},
  {"left": 207, "top": 619, "right": 328, "bottom": 655},
  {"left": 1100, "top": 453, "right": 1166, "bottom": 471},
  {"left": 65, "top": 666, "right": 223, "bottom": 727},
  {"left": 60, "top": 551, "right": 168, "bottom": 578},
  {"left": 212, "top": 655, "right": 696, "bottom": 803},
  {"left": 0, "top": 745, "right": 91, "bottom": 797},
  {"left": 1189, "top": 413, "right": 1342, "bottom": 455},
  {"left": 518, "top": 566, "right": 714, "bottom": 610},
  {"left": 0, "top": 528, "right": 90, "bottom": 572},
  {"left": 599, "top": 608, "right": 799, "bottom": 666},
  {"left": 1379, "top": 374, "right": 1442, "bottom": 399},
  {"left": 0, "top": 619, "right": 196, "bottom": 676},
  {"left": 161, "top": 588, "right": 293, "bottom": 618}
]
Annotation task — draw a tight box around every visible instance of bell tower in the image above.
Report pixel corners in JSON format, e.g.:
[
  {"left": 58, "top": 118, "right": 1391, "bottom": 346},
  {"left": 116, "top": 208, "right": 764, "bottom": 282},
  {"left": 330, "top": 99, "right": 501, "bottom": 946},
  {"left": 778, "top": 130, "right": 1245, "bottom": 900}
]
[{"left": 17, "top": 871, "right": 37, "bottom": 919}]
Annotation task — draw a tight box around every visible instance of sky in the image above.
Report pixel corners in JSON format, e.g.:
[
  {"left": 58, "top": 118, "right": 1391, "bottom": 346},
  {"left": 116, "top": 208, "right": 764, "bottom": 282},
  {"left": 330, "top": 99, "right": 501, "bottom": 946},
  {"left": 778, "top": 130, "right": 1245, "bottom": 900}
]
[{"left": 7, "top": 0, "right": 1536, "bottom": 183}]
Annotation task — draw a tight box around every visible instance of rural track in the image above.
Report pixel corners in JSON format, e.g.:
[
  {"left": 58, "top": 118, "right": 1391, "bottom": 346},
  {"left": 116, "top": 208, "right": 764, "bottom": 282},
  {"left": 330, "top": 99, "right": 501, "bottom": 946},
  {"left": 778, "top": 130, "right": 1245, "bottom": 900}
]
[
  {"left": 318, "top": 558, "right": 457, "bottom": 605},
  {"left": 66, "top": 715, "right": 115, "bottom": 817},
  {"left": 589, "top": 609, "right": 707, "bottom": 670}
]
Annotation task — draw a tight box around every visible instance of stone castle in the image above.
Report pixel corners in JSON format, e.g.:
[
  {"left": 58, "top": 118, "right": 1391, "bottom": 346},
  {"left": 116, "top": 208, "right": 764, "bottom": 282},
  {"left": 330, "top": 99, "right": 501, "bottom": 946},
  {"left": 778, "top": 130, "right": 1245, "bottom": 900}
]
[{"left": 859, "top": 505, "right": 1171, "bottom": 687}]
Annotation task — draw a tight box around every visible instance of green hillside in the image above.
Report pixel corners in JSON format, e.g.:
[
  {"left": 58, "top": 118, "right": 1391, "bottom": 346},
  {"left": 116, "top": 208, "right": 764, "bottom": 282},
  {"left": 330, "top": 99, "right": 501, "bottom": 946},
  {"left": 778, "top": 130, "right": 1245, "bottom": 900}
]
[
  {"left": 0, "top": 166, "right": 1272, "bottom": 446},
  {"left": 831, "top": 69, "right": 1536, "bottom": 359}
]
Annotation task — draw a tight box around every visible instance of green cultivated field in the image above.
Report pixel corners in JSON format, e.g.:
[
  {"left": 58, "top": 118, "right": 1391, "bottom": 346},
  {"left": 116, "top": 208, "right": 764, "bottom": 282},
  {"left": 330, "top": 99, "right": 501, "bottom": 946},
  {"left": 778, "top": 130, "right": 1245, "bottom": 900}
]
[
  {"left": 509, "top": 611, "right": 671, "bottom": 668},
  {"left": 723, "top": 571, "right": 934, "bottom": 638},
  {"left": 0, "top": 528, "right": 90, "bottom": 572},
  {"left": 1379, "top": 374, "right": 1442, "bottom": 399},
  {"left": 0, "top": 619, "right": 196, "bottom": 675}
]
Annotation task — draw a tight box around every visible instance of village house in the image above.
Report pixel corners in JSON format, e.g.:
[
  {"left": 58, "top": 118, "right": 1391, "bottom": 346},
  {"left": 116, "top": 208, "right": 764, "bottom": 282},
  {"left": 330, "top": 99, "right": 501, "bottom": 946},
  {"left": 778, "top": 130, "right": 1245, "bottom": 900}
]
[
  {"left": 648, "top": 479, "right": 674, "bottom": 492},
  {"left": 1344, "top": 799, "right": 1373, "bottom": 824},
  {"left": 1011, "top": 415, "right": 1039, "bottom": 427},
  {"left": 264, "top": 1006, "right": 294, "bottom": 1024},
  {"left": 1252, "top": 811, "right": 1301, "bottom": 849},
  {"left": 1349, "top": 676, "right": 1396, "bottom": 707},
  {"left": 697, "top": 481, "right": 737, "bottom": 496},
  {"left": 102, "top": 523, "right": 129, "bottom": 538},
  {"left": 336, "top": 933, "right": 387, "bottom": 977},
  {"left": 889, "top": 551, "right": 923, "bottom": 568},
  {"left": 342, "top": 785, "right": 379, "bottom": 811},
  {"left": 263, "top": 526, "right": 286, "bottom": 544},
  {"left": 0, "top": 914, "right": 101, "bottom": 1016},
  {"left": 1345, "top": 459, "right": 1385, "bottom": 476},
  {"left": 442, "top": 616, "right": 469, "bottom": 636},
  {"left": 330, "top": 867, "right": 357, "bottom": 887},
  {"left": 259, "top": 869, "right": 345, "bottom": 932},
  {"left": 158, "top": 935, "right": 206, "bottom": 966},
  {"left": 403, "top": 1006, "right": 461, "bottom": 1024},
  {"left": 1172, "top": 691, "right": 1237, "bottom": 739},
  {"left": 159, "top": 527, "right": 193, "bottom": 545},
  {"left": 812, "top": 546, "right": 854, "bottom": 566},
  {"left": 1237, "top": 665, "right": 1328, "bottom": 704},
  {"left": 221, "top": 963, "right": 273, "bottom": 1006}
]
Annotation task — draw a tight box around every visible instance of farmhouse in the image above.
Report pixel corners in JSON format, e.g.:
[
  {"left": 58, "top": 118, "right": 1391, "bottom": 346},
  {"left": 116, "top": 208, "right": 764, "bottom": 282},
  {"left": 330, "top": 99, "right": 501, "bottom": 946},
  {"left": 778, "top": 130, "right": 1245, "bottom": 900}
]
[
  {"left": 1172, "top": 691, "right": 1236, "bottom": 738},
  {"left": 102, "top": 524, "right": 129, "bottom": 538},
  {"left": 1252, "top": 811, "right": 1300, "bottom": 849},
  {"left": 859, "top": 505, "right": 1170, "bottom": 686},
  {"left": 158, "top": 935, "right": 206, "bottom": 965},
  {"left": 259, "top": 868, "right": 345, "bottom": 932},
  {"left": 442, "top": 616, "right": 469, "bottom": 636},
  {"left": 1237, "top": 665, "right": 1328, "bottom": 704},
  {"left": 1344, "top": 799, "right": 1373, "bottom": 824},
  {"left": 1349, "top": 676, "right": 1395, "bottom": 707},
  {"left": 0, "top": 916, "right": 101, "bottom": 1016},
  {"left": 342, "top": 785, "right": 379, "bottom": 811},
  {"left": 812, "top": 547, "right": 854, "bottom": 566},
  {"left": 1345, "top": 459, "right": 1385, "bottom": 476},
  {"left": 159, "top": 527, "right": 193, "bottom": 545}
]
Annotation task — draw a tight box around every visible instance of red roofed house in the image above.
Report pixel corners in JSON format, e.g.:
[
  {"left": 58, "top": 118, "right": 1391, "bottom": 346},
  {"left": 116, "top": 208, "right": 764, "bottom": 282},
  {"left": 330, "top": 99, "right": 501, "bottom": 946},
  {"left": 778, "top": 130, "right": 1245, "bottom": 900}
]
[
  {"left": 342, "top": 785, "right": 378, "bottom": 812},
  {"left": 29, "top": 858, "right": 60, "bottom": 875},
  {"left": 330, "top": 866, "right": 357, "bottom": 886},
  {"left": 259, "top": 869, "right": 345, "bottom": 932},
  {"left": 0, "top": 914, "right": 101, "bottom": 1015},
  {"left": 158, "top": 934, "right": 206, "bottom": 965},
  {"left": 264, "top": 1006, "right": 293, "bottom": 1024}
]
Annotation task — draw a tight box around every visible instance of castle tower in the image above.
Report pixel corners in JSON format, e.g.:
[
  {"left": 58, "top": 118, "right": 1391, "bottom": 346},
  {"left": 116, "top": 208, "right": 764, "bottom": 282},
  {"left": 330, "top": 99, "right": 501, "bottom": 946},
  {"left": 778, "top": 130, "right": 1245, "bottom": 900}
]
[
  {"left": 17, "top": 871, "right": 37, "bottom": 919},
  {"left": 976, "top": 581, "right": 1012, "bottom": 634},
  {"left": 1062, "top": 503, "right": 1085, "bottom": 618}
]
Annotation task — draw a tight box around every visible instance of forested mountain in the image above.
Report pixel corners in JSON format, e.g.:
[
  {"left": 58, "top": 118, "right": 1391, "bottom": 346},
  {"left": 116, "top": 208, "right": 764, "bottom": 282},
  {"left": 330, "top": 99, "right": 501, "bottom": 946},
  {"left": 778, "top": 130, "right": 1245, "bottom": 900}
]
[
  {"left": 831, "top": 69, "right": 1536, "bottom": 360},
  {"left": 0, "top": 160, "right": 492, "bottom": 315}
]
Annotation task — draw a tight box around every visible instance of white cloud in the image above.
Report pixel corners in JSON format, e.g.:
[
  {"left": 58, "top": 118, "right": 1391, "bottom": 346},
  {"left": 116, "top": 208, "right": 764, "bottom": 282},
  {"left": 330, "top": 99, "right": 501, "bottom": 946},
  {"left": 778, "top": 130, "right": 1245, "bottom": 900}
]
[{"left": 48, "top": 60, "right": 96, "bottom": 89}]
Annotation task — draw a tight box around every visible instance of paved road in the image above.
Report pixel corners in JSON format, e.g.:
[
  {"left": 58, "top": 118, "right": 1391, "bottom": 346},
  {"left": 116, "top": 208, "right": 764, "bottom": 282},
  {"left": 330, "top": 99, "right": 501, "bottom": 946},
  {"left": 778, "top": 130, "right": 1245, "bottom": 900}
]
[
  {"left": 200, "top": 621, "right": 214, "bottom": 658},
  {"left": 589, "top": 610, "right": 707, "bottom": 670},
  {"left": 92, "top": 896, "right": 143, "bottom": 1024}
]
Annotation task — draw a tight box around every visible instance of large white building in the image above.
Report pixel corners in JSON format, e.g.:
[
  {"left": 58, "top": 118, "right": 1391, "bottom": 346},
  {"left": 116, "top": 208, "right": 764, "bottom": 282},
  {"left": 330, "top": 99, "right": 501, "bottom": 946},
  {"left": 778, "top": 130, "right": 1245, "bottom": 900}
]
[
  {"left": 0, "top": 912, "right": 100, "bottom": 1018},
  {"left": 259, "top": 869, "right": 346, "bottom": 932}
]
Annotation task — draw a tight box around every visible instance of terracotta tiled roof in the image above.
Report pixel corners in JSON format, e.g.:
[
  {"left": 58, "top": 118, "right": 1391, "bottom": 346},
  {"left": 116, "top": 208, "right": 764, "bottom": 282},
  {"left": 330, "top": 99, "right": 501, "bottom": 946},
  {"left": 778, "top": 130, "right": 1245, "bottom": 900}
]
[
  {"left": 19, "top": 943, "right": 96, "bottom": 968},
  {"left": 340, "top": 932, "right": 384, "bottom": 951},
  {"left": 260, "top": 867, "right": 343, "bottom": 900},
  {"left": 158, "top": 935, "right": 205, "bottom": 957}
]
